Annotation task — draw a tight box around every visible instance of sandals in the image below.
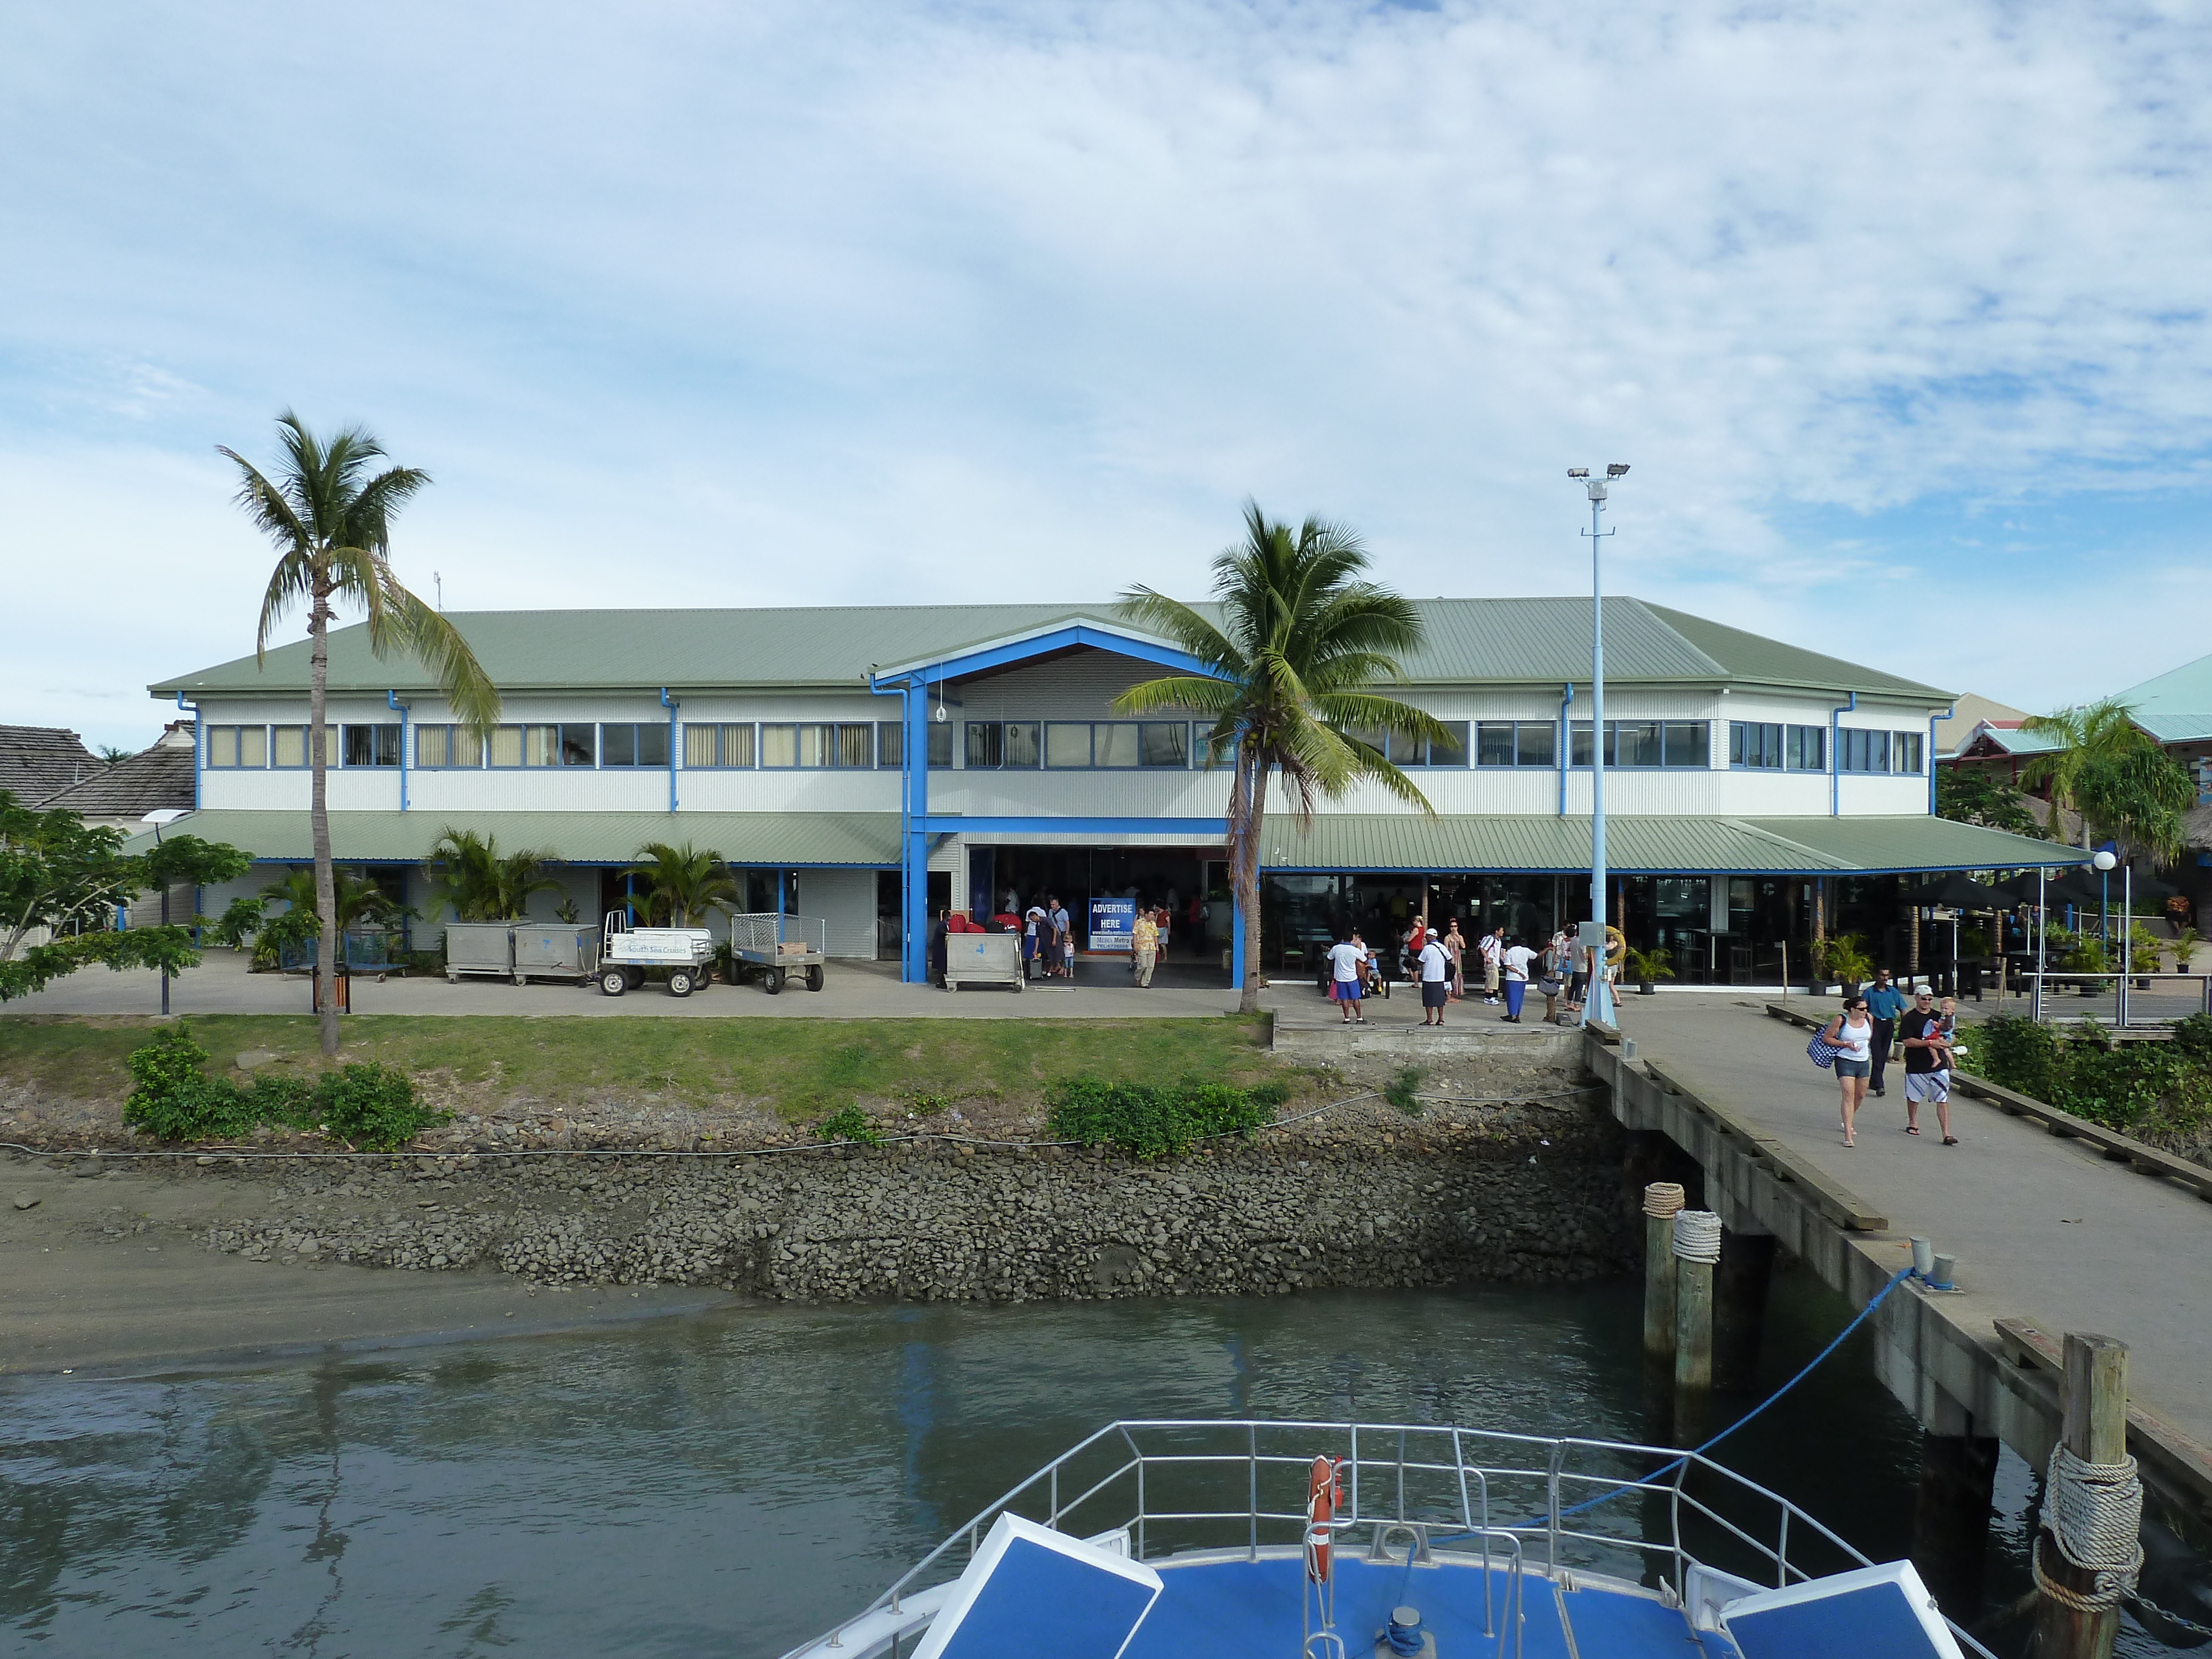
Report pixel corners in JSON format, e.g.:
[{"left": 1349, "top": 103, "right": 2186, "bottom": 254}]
[
  {"left": 1903, "top": 1126, "right": 1920, "bottom": 1136},
  {"left": 1943, "top": 1136, "right": 1960, "bottom": 1146}
]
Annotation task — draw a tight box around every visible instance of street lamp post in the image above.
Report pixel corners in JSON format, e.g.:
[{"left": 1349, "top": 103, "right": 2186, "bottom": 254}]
[{"left": 1568, "top": 465, "right": 1629, "bottom": 1026}]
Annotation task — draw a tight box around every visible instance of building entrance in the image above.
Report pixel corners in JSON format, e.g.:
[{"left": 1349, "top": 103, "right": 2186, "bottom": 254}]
[{"left": 980, "top": 844, "right": 1230, "bottom": 980}]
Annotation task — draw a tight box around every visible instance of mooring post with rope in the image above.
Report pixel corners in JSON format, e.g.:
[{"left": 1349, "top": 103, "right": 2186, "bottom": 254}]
[
  {"left": 1671, "top": 1209, "right": 1722, "bottom": 1444},
  {"left": 2032, "top": 1333, "right": 2138, "bottom": 1659},
  {"left": 1642, "top": 1182, "right": 1684, "bottom": 1376}
]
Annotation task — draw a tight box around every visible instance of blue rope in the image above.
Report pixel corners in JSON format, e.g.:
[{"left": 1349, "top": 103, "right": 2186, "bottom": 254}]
[{"left": 1549, "top": 1264, "right": 1918, "bottom": 1523}]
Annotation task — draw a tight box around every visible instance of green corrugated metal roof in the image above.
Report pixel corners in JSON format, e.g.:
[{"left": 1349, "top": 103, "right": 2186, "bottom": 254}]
[
  {"left": 149, "top": 598, "right": 1952, "bottom": 702},
  {"left": 1260, "top": 813, "right": 2083, "bottom": 874},
  {"left": 120, "top": 810, "right": 900, "bottom": 867},
  {"left": 2112, "top": 649, "right": 2212, "bottom": 744}
]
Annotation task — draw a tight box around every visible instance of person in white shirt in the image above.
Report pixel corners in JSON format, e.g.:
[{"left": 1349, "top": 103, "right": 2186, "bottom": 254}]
[
  {"left": 1326, "top": 931, "right": 1371, "bottom": 1025},
  {"left": 1479, "top": 926, "right": 1505, "bottom": 1004},
  {"left": 1417, "top": 932, "right": 1453, "bottom": 1026},
  {"left": 1500, "top": 937, "right": 1539, "bottom": 1022}
]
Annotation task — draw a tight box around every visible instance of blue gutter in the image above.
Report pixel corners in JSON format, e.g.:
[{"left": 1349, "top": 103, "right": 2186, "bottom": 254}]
[
  {"left": 1928, "top": 703, "right": 1953, "bottom": 815},
  {"left": 1829, "top": 691, "right": 1856, "bottom": 816},
  {"left": 176, "top": 692, "right": 200, "bottom": 809},
  {"left": 386, "top": 690, "right": 410, "bottom": 811},
  {"left": 1557, "top": 682, "right": 1575, "bottom": 816},
  {"left": 660, "top": 688, "right": 679, "bottom": 813}
]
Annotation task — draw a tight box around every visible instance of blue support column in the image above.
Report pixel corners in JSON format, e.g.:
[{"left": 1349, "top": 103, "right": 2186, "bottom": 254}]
[
  {"left": 904, "top": 681, "right": 931, "bottom": 984},
  {"left": 1232, "top": 890, "right": 1247, "bottom": 990}
]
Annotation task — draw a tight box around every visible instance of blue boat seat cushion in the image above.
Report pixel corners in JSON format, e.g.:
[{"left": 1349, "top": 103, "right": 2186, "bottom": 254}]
[
  {"left": 910, "top": 1513, "right": 1163, "bottom": 1659},
  {"left": 1720, "top": 1559, "right": 1964, "bottom": 1659}
]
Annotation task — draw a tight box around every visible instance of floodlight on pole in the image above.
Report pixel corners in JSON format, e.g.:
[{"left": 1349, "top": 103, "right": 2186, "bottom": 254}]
[{"left": 1569, "top": 465, "right": 1629, "bottom": 1027}]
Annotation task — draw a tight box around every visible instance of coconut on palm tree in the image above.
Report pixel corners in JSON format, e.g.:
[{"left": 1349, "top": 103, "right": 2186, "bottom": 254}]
[
  {"left": 424, "top": 828, "right": 562, "bottom": 922},
  {"left": 1113, "top": 502, "right": 1449, "bottom": 1014},
  {"left": 624, "top": 842, "right": 740, "bottom": 927},
  {"left": 223, "top": 413, "right": 500, "bottom": 1056}
]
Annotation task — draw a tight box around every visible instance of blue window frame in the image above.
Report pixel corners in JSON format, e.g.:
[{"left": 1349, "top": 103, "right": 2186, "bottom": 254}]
[
  {"left": 683, "top": 723, "right": 754, "bottom": 768},
  {"left": 1892, "top": 732, "right": 1923, "bottom": 774},
  {"left": 342, "top": 724, "right": 401, "bottom": 768},
  {"left": 271, "top": 726, "right": 338, "bottom": 769},
  {"left": 1473, "top": 721, "right": 1548, "bottom": 767},
  {"left": 416, "top": 726, "right": 484, "bottom": 769},
  {"left": 1570, "top": 719, "right": 1711, "bottom": 768},
  {"left": 1839, "top": 729, "right": 1892, "bottom": 773},
  {"left": 601, "top": 722, "right": 670, "bottom": 768},
  {"left": 877, "top": 722, "right": 903, "bottom": 768},
  {"left": 205, "top": 725, "right": 268, "bottom": 768},
  {"left": 760, "top": 722, "right": 873, "bottom": 768},
  {"left": 1730, "top": 721, "right": 1783, "bottom": 769}
]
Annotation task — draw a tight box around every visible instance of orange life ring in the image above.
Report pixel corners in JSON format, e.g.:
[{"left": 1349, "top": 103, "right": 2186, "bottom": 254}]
[{"left": 1306, "top": 1455, "right": 1337, "bottom": 1583}]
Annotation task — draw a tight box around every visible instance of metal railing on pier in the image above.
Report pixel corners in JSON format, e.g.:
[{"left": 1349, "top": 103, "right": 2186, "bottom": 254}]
[{"left": 2026, "top": 971, "right": 2212, "bottom": 1027}]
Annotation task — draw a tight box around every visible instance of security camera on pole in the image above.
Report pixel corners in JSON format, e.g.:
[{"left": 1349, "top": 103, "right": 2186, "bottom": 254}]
[{"left": 1568, "top": 465, "right": 1630, "bottom": 1027}]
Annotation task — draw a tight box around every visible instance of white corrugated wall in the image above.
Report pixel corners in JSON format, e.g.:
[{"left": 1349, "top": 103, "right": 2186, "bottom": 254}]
[{"left": 796, "top": 868, "right": 878, "bottom": 959}]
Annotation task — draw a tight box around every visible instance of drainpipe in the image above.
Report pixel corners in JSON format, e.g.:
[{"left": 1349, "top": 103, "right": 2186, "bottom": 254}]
[
  {"left": 1927, "top": 704, "right": 1952, "bottom": 815},
  {"left": 386, "top": 690, "right": 410, "bottom": 812},
  {"left": 869, "top": 670, "right": 928, "bottom": 983},
  {"left": 1558, "top": 682, "right": 1575, "bottom": 816},
  {"left": 1829, "top": 692, "right": 1857, "bottom": 816},
  {"left": 660, "top": 688, "right": 679, "bottom": 813},
  {"left": 175, "top": 692, "right": 200, "bottom": 809}
]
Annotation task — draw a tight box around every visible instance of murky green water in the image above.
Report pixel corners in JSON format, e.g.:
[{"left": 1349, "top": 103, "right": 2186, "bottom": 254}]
[{"left": 0, "top": 1272, "right": 2189, "bottom": 1657}]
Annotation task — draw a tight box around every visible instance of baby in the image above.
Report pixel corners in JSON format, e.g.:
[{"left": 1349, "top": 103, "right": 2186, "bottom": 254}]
[{"left": 1936, "top": 998, "right": 1965, "bottom": 1072}]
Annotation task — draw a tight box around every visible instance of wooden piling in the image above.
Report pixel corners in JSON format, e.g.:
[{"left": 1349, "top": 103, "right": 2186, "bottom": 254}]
[
  {"left": 1673, "top": 1249, "right": 1715, "bottom": 1443},
  {"left": 2031, "top": 1333, "right": 2130, "bottom": 1659},
  {"left": 1642, "top": 1183, "right": 1684, "bottom": 1372}
]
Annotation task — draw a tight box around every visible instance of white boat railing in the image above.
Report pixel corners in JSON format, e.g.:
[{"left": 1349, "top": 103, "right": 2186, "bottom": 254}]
[{"left": 784, "top": 1417, "right": 2002, "bottom": 1659}]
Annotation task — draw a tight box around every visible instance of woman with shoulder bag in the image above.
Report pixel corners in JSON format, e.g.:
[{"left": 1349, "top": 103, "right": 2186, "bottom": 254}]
[{"left": 1822, "top": 995, "right": 1876, "bottom": 1147}]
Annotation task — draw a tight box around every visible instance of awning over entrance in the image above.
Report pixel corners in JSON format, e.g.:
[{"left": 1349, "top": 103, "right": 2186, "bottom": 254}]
[
  {"left": 121, "top": 810, "right": 902, "bottom": 868},
  {"left": 1258, "top": 814, "right": 2087, "bottom": 876}
]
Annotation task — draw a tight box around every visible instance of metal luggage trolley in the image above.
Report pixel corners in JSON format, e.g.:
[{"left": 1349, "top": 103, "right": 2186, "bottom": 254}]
[
  {"left": 728, "top": 912, "right": 828, "bottom": 995},
  {"left": 598, "top": 911, "right": 714, "bottom": 998}
]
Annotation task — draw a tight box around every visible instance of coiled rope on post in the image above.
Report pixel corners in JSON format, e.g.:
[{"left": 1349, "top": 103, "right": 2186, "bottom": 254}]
[
  {"left": 2033, "top": 1443, "right": 2144, "bottom": 1612},
  {"left": 1642, "top": 1181, "right": 1685, "bottom": 1219},
  {"left": 1670, "top": 1209, "right": 1721, "bottom": 1265}
]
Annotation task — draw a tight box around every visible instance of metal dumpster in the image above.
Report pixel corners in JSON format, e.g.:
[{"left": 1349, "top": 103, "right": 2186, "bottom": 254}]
[
  {"left": 513, "top": 925, "right": 602, "bottom": 985},
  {"left": 945, "top": 930, "right": 1024, "bottom": 993},
  {"left": 444, "top": 922, "right": 515, "bottom": 983}
]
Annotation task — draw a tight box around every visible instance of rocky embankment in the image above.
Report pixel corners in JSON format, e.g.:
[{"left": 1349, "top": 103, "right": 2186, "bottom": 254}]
[{"left": 175, "top": 1096, "right": 1629, "bottom": 1299}]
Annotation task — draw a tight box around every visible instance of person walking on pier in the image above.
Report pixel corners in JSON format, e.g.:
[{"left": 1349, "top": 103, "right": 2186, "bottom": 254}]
[
  {"left": 1418, "top": 928, "right": 1452, "bottom": 1025},
  {"left": 1864, "top": 967, "right": 1907, "bottom": 1097},
  {"left": 1131, "top": 905, "right": 1159, "bottom": 987},
  {"left": 1820, "top": 995, "right": 1875, "bottom": 1146},
  {"left": 1899, "top": 989, "right": 1958, "bottom": 1144},
  {"left": 1480, "top": 924, "right": 1505, "bottom": 1004}
]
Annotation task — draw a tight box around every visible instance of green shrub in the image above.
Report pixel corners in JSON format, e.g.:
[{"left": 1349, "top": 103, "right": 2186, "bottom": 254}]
[
  {"left": 817, "top": 1103, "right": 883, "bottom": 1146},
  {"left": 1382, "top": 1066, "right": 1425, "bottom": 1117},
  {"left": 1978, "top": 1013, "right": 2058, "bottom": 1102},
  {"left": 121, "top": 1027, "right": 446, "bottom": 1150},
  {"left": 1046, "top": 1076, "right": 1288, "bottom": 1159},
  {"left": 2173, "top": 1013, "right": 2212, "bottom": 1067},
  {"left": 1978, "top": 1011, "right": 2212, "bottom": 1146}
]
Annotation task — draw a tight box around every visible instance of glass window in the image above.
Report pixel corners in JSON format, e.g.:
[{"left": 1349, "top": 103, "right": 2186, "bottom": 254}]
[
  {"left": 1386, "top": 729, "right": 1428, "bottom": 766},
  {"left": 1003, "top": 721, "right": 1040, "bottom": 768},
  {"left": 1838, "top": 729, "right": 1891, "bottom": 773},
  {"left": 1139, "top": 722, "right": 1187, "bottom": 768},
  {"left": 796, "top": 724, "right": 833, "bottom": 768},
  {"left": 1512, "top": 722, "right": 1550, "bottom": 768},
  {"left": 488, "top": 725, "right": 521, "bottom": 768},
  {"left": 639, "top": 723, "right": 670, "bottom": 767},
  {"left": 1571, "top": 721, "right": 1593, "bottom": 768},
  {"left": 1730, "top": 721, "right": 1783, "bottom": 768},
  {"left": 559, "top": 724, "right": 596, "bottom": 766},
  {"left": 1663, "top": 721, "right": 1709, "bottom": 768},
  {"left": 418, "top": 726, "right": 450, "bottom": 769},
  {"left": 965, "top": 722, "right": 1001, "bottom": 768},
  {"left": 1431, "top": 722, "right": 1470, "bottom": 768},
  {"left": 207, "top": 726, "right": 248, "bottom": 768},
  {"left": 722, "top": 724, "right": 754, "bottom": 768},
  {"left": 1476, "top": 722, "right": 1515, "bottom": 767},
  {"left": 760, "top": 724, "right": 797, "bottom": 768},
  {"left": 603, "top": 723, "right": 638, "bottom": 767},
  {"left": 877, "top": 722, "right": 902, "bottom": 768},
  {"left": 1786, "top": 724, "right": 1825, "bottom": 771},
  {"left": 341, "top": 725, "right": 399, "bottom": 768},
  {"left": 832, "top": 723, "right": 872, "bottom": 768},
  {"left": 271, "top": 726, "right": 301, "bottom": 768},
  {"left": 683, "top": 724, "right": 718, "bottom": 768},
  {"left": 925, "top": 723, "right": 952, "bottom": 768},
  {"left": 1894, "top": 732, "right": 1923, "bottom": 773},
  {"left": 1616, "top": 721, "right": 1662, "bottom": 768},
  {"left": 1045, "top": 722, "right": 1091, "bottom": 768},
  {"left": 1095, "top": 723, "right": 1141, "bottom": 768}
]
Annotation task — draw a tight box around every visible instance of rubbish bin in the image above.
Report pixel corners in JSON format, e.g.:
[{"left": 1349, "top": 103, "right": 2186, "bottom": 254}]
[{"left": 312, "top": 966, "right": 351, "bottom": 1014}]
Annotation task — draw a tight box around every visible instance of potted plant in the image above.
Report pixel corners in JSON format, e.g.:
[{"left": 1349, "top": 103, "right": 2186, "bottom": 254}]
[
  {"left": 1822, "top": 933, "right": 1874, "bottom": 1000},
  {"left": 2127, "top": 925, "right": 2162, "bottom": 989},
  {"left": 2063, "top": 936, "right": 2109, "bottom": 995},
  {"left": 1624, "top": 946, "right": 1677, "bottom": 995},
  {"left": 2175, "top": 927, "right": 2201, "bottom": 974}
]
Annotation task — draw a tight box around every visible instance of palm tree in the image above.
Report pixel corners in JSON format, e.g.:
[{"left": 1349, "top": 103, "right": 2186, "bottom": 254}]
[
  {"left": 223, "top": 413, "right": 500, "bottom": 1056},
  {"left": 624, "top": 842, "right": 740, "bottom": 927},
  {"left": 2020, "top": 699, "right": 2159, "bottom": 848},
  {"left": 1113, "top": 502, "right": 1448, "bottom": 1013},
  {"left": 258, "top": 865, "right": 409, "bottom": 931},
  {"left": 424, "top": 828, "right": 562, "bottom": 922}
]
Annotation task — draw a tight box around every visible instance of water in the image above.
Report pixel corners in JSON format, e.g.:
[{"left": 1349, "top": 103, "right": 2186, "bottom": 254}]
[{"left": 0, "top": 1271, "right": 2188, "bottom": 1657}]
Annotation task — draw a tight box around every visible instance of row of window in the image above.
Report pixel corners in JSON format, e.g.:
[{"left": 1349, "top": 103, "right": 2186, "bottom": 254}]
[
  {"left": 1727, "top": 722, "right": 1924, "bottom": 774},
  {"left": 208, "top": 716, "right": 1926, "bottom": 776}
]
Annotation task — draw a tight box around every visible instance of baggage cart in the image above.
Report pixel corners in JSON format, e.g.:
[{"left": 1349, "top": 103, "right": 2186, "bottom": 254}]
[
  {"left": 945, "top": 930, "right": 1024, "bottom": 993},
  {"left": 597, "top": 911, "right": 714, "bottom": 998},
  {"left": 445, "top": 922, "right": 517, "bottom": 983},
  {"left": 513, "top": 924, "right": 602, "bottom": 985},
  {"left": 728, "top": 912, "right": 828, "bottom": 994}
]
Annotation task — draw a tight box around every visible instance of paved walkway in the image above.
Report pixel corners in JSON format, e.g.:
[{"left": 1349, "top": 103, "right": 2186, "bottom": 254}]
[{"left": 1609, "top": 993, "right": 2212, "bottom": 1454}]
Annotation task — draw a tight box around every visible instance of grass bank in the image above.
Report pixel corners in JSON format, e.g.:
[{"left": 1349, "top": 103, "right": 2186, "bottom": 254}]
[{"left": 0, "top": 1013, "right": 1275, "bottom": 1121}]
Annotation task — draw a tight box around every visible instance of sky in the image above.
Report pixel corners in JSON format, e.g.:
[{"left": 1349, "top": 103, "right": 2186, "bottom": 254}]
[{"left": 4, "top": 1, "right": 2210, "bottom": 752}]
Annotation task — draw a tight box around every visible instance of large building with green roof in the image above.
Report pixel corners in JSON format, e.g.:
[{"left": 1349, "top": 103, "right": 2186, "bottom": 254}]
[{"left": 145, "top": 597, "right": 2077, "bottom": 985}]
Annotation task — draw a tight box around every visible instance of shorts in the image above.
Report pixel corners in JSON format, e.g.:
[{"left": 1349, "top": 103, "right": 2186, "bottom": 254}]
[
  {"left": 1834, "top": 1058, "right": 1871, "bottom": 1078},
  {"left": 1905, "top": 1071, "right": 1949, "bottom": 1104},
  {"left": 1332, "top": 979, "right": 1362, "bottom": 1002},
  {"left": 1421, "top": 980, "right": 1448, "bottom": 1009},
  {"left": 1483, "top": 961, "right": 1500, "bottom": 990}
]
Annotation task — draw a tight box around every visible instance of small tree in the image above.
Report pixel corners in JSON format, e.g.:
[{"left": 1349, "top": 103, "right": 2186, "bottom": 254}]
[
  {"left": 2020, "top": 699, "right": 2152, "bottom": 849},
  {"left": 1936, "top": 769, "right": 2044, "bottom": 839},
  {"left": 624, "top": 842, "right": 739, "bottom": 927},
  {"left": 424, "top": 828, "right": 560, "bottom": 922},
  {"left": 0, "top": 794, "right": 250, "bottom": 1001}
]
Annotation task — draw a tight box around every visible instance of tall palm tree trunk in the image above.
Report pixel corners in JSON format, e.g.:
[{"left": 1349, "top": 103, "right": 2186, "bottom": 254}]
[
  {"left": 310, "top": 591, "right": 340, "bottom": 1056},
  {"left": 1229, "top": 742, "right": 1270, "bottom": 1015}
]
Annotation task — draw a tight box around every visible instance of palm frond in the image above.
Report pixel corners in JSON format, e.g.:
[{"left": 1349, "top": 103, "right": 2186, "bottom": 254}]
[
  {"left": 1113, "top": 675, "right": 1240, "bottom": 717},
  {"left": 383, "top": 583, "right": 501, "bottom": 731}
]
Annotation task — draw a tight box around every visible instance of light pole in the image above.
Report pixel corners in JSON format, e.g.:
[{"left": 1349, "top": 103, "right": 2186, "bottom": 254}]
[
  {"left": 2093, "top": 849, "right": 2116, "bottom": 950},
  {"left": 1568, "top": 464, "right": 1629, "bottom": 1025}
]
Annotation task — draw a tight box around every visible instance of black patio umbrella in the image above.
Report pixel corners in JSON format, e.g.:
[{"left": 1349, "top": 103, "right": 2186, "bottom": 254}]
[{"left": 1900, "top": 873, "right": 2013, "bottom": 909}]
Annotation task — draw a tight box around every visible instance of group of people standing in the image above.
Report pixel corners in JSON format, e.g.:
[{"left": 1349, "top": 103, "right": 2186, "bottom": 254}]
[
  {"left": 1819, "top": 966, "right": 1963, "bottom": 1147},
  {"left": 1324, "top": 915, "right": 1597, "bottom": 1026}
]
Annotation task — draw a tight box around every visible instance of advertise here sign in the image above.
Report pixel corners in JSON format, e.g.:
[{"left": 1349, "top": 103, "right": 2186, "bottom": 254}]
[{"left": 1088, "top": 897, "right": 1135, "bottom": 952}]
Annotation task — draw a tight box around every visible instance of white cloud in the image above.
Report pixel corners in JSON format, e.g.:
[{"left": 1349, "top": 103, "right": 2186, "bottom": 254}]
[{"left": 2, "top": 0, "right": 2209, "bottom": 736}]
